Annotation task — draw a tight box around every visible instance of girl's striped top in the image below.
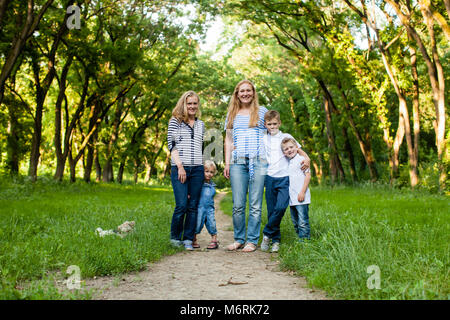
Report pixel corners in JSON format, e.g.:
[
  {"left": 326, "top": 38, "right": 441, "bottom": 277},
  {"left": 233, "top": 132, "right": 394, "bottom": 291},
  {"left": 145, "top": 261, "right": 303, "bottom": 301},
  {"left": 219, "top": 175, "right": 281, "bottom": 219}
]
[{"left": 167, "top": 117, "right": 205, "bottom": 166}]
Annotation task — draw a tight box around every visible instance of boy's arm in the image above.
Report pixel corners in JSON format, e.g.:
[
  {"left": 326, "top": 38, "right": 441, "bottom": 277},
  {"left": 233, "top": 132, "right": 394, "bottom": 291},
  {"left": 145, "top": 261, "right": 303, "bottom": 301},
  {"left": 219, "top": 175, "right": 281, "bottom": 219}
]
[
  {"left": 297, "top": 171, "right": 311, "bottom": 202},
  {"left": 298, "top": 149, "right": 310, "bottom": 171}
]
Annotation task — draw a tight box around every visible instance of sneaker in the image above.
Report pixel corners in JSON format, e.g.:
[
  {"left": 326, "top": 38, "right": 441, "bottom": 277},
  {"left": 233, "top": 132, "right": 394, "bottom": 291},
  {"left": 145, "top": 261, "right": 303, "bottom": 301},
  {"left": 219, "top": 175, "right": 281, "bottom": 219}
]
[
  {"left": 271, "top": 242, "right": 280, "bottom": 253},
  {"left": 260, "top": 235, "right": 270, "bottom": 251},
  {"left": 183, "top": 240, "right": 194, "bottom": 251},
  {"left": 170, "top": 239, "right": 183, "bottom": 247}
]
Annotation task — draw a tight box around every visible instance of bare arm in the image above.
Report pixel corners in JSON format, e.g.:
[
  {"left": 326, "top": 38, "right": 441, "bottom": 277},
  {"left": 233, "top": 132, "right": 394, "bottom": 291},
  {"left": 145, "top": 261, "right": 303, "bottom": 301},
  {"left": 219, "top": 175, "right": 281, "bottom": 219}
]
[
  {"left": 223, "top": 129, "right": 234, "bottom": 179},
  {"left": 297, "top": 148, "right": 310, "bottom": 171},
  {"left": 297, "top": 171, "right": 311, "bottom": 202},
  {"left": 171, "top": 149, "right": 186, "bottom": 183}
]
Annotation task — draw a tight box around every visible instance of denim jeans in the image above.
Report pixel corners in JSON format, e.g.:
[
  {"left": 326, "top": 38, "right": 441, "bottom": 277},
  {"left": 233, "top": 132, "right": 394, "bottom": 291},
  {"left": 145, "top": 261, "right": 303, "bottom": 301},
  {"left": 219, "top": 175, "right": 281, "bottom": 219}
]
[
  {"left": 230, "top": 157, "right": 267, "bottom": 245},
  {"left": 196, "top": 207, "right": 217, "bottom": 235},
  {"left": 263, "top": 175, "right": 290, "bottom": 243},
  {"left": 290, "top": 204, "right": 310, "bottom": 240},
  {"left": 196, "top": 182, "right": 217, "bottom": 235},
  {"left": 170, "top": 165, "right": 204, "bottom": 243}
]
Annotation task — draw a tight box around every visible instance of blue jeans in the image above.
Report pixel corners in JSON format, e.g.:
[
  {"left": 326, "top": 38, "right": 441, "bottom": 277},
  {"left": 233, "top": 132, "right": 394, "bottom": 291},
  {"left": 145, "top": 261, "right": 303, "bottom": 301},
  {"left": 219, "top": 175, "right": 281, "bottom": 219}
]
[
  {"left": 290, "top": 204, "right": 310, "bottom": 240},
  {"left": 170, "top": 165, "right": 204, "bottom": 243},
  {"left": 230, "top": 157, "right": 267, "bottom": 245},
  {"left": 196, "top": 207, "right": 217, "bottom": 235},
  {"left": 263, "top": 175, "right": 290, "bottom": 243}
]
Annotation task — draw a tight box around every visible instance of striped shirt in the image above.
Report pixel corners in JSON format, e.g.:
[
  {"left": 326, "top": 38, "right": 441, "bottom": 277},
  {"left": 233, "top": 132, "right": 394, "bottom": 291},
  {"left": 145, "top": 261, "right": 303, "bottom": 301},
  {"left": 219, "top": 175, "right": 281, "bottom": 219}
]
[
  {"left": 167, "top": 117, "right": 205, "bottom": 166},
  {"left": 224, "top": 106, "right": 268, "bottom": 179},
  {"left": 224, "top": 106, "right": 268, "bottom": 160}
]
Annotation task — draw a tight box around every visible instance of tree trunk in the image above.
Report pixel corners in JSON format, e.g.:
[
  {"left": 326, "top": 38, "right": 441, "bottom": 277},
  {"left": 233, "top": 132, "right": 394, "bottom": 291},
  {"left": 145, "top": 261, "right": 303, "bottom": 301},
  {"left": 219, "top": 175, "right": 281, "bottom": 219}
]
[
  {"left": 94, "top": 146, "right": 102, "bottom": 182},
  {"left": 102, "top": 98, "right": 125, "bottom": 182},
  {"left": 54, "top": 55, "right": 74, "bottom": 181},
  {"left": 323, "top": 95, "right": 345, "bottom": 184},
  {"left": 68, "top": 144, "right": 76, "bottom": 183},
  {"left": 83, "top": 142, "right": 94, "bottom": 183},
  {"left": 342, "top": 126, "right": 357, "bottom": 182},
  {"left": 408, "top": 39, "right": 420, "bottom": 187},
  {"left": 144, "top": 156, "right": 151, "bottom": 184},
  {"left": 117, "top": 159, "right": 126, "bottom": 184},
  {"left": 386, "top": 0, "right": 447, "bottom": 189},
  {"left": 102, "top": 160, "right": 114, "bottom": 182},
  {"left": 133, "top": 159, "right": 140, "bottom": 184},
  {"left": 337, "top": 82, "right": 378, "bottom": 181}
]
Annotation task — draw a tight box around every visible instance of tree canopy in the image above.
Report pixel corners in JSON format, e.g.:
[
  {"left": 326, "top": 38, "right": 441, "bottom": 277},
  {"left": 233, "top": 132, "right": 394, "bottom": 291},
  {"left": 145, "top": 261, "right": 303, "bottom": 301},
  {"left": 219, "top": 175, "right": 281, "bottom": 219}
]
[{"left": 0, "top": 0, "right": 448, "bottom": 191}]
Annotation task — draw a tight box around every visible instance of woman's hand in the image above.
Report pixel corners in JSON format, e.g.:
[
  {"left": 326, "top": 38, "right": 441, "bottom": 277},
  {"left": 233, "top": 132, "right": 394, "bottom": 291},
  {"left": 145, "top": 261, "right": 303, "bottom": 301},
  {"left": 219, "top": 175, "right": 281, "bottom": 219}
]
[
  {"left": 224, "top": 164, "right": 230, "bottom": 179},
  {"left": 177, "top": 165, "right": 186, "bottom": 183}
]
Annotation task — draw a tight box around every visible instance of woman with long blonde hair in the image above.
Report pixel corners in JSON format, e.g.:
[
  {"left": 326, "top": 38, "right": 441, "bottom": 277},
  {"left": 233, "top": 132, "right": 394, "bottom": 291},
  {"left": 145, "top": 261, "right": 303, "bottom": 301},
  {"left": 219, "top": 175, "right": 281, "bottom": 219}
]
[
  {"left": 167, "top": 91, "right": 205, "bottom": 251},
  {"left": 223, "top": 80, "right": 268, "bottom": 252}
]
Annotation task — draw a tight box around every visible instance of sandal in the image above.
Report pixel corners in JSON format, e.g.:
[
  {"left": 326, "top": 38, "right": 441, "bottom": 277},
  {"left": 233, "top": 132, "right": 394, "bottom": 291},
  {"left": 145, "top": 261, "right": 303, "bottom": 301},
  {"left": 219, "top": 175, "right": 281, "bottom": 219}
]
[
  {"left": 226, "top": 242, "right": 243, "bottom": 251},
  {"left": 207, "top": 240, "right": 219, "bottom": 250},
  {"left": 242, "top": 243, "right": 257, "bottom": 252},
  {"left": 192, "top": 235, "right": 200, "bottom": 249}
]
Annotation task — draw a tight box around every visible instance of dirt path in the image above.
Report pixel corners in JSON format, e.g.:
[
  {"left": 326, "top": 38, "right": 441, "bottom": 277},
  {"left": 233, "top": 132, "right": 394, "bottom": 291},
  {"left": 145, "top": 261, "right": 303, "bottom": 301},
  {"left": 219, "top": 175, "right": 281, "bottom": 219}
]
[{"left": 86, "top": 192, "right": 327, "bottom": 300}]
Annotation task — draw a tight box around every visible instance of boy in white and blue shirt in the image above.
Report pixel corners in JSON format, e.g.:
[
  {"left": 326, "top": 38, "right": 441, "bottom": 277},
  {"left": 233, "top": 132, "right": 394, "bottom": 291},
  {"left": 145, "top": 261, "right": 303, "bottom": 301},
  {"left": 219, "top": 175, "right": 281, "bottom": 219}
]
[{"left": 260, "top": 110, "right": 310, "bottom": 252}]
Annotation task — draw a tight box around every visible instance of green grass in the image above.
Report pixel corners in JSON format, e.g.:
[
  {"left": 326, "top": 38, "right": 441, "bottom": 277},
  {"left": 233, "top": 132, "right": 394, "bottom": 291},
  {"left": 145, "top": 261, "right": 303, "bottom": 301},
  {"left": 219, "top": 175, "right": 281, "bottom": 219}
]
[
  {"left": 0, "top": 177, "right": 181, "bottom": 299},
  {"left": 219, "top": 185, "right": 449, "bottom": 300}
]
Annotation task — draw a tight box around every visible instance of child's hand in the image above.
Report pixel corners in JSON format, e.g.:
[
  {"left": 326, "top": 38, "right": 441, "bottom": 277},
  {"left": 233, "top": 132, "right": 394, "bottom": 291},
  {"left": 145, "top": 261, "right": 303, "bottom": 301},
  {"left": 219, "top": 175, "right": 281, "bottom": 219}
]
[{"left": 297, "top": 192, "right": 305, "bottom": 202}]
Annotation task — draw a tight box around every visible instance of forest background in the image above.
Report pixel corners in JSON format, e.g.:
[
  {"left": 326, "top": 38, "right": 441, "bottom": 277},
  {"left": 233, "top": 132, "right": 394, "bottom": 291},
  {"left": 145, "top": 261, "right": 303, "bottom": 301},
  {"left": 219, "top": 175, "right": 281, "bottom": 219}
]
[{"left": 0, "top": 0, "right": 448, "bottom": 192}]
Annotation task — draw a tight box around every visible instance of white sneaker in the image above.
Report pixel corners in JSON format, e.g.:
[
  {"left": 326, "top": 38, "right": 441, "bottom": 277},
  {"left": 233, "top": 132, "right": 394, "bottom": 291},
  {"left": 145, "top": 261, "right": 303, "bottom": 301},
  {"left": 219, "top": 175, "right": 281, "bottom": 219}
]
[
  {"left": 261, "top": 235, "right": 270, "bottom": 251},
  {"left": 271, "top": 242, "right": 280, "bottom": 253}
]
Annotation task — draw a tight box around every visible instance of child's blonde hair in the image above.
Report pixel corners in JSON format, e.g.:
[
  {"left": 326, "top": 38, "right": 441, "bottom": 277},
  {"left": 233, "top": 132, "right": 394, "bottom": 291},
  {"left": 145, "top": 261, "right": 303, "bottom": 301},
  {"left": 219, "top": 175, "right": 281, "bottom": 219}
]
[
  {"left": 264, "top": 110, "right": 281, "bottom": 123},
  {"left": 281, "top": 137, "right": 297, "bottom": 149},
  {"left": 204, "top": 160, "right": 217, "bottom": 173}
]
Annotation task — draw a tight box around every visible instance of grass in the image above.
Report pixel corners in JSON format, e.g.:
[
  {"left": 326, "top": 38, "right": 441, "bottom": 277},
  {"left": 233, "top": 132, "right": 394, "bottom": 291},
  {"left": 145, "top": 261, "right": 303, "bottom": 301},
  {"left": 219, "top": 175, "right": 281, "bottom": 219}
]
[
  {"left": 1, "top": 176, "right": 448, "bottom": 300},
  {"left": 0, "top": 177, "right": 181, "bottom": 299},
  {"left": 219, "top": 185, "right": 449, "bottom": 300}
]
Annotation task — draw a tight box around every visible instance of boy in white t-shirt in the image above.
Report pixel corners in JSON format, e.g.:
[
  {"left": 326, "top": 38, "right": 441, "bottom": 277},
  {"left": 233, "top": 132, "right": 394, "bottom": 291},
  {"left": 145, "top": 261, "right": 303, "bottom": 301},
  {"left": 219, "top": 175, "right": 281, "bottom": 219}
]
[
  {"left": 281, "top": 137, "right": 311, "bottom": 241},
  {"left": 260, "top": 110, "right": 310, "bottom": 252}
]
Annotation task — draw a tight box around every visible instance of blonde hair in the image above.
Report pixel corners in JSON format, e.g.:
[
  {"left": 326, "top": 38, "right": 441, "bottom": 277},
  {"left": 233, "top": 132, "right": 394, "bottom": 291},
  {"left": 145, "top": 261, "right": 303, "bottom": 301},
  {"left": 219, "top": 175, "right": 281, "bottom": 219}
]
[
  {"left": 225, "top": 80, "right": 260, "bottom": 129},
  {"left": 281, "top": 137, "right": 297, "bottom": 148},
  {"left": 171, "top": 91, "right": 201, "bottom": 123},
  {"left": 204, "top": 160, "right": 217, "bottom": 173}
]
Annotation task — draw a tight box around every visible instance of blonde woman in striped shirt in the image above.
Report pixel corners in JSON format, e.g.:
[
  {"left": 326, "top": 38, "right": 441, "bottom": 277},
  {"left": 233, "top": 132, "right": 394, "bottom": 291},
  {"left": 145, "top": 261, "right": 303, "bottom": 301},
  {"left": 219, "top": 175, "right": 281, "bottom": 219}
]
[
  {"left": 224, "top": 80, "right": 268, "bottom": 252},
  {"left": 167, "top": 91, "right": 205, "bottom": 251}
]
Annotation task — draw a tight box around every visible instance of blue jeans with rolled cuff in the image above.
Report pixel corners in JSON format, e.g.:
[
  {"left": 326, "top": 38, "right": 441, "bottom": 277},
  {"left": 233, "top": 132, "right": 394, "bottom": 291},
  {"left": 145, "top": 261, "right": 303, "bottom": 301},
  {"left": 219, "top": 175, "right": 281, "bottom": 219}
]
[
  {"left": 290, "top": 204, "right": 310, "bottom": 240},
  {"left": 230, "top": 157, "right": 267, "bottom": 245},
  {"left": 170, "top": 165, "right": 204, "bottom": 243}
]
